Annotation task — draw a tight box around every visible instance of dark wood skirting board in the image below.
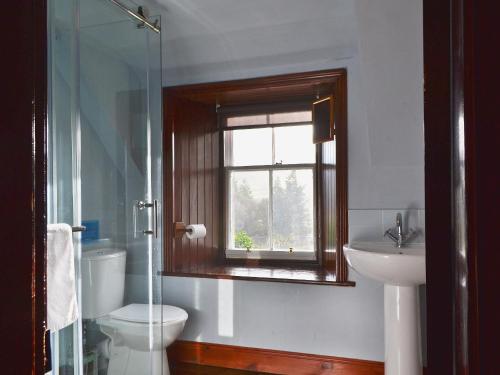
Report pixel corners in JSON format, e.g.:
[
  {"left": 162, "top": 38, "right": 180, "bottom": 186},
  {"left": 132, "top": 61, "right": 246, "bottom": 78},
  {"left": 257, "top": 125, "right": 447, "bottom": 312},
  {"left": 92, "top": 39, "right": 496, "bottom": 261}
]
[{"left": 168, "top": 341, "right": 383, "bottom": 375}]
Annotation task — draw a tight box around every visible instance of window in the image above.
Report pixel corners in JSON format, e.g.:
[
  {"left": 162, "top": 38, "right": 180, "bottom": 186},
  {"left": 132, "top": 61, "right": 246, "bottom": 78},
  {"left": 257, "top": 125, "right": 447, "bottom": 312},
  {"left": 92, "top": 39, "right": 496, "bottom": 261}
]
[
  {"left": 164, "top": 69, "right": 350, "bottom": 285},
  {"left": 223, "top": 109, "right": 318, "bottom": 261}
]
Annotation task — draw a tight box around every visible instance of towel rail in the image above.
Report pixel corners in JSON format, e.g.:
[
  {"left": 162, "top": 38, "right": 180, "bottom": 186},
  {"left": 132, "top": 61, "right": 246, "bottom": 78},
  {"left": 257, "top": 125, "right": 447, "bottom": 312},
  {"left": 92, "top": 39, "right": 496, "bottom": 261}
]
[{"left": 72, "top": 226, "right": 86, "bottom": 233}]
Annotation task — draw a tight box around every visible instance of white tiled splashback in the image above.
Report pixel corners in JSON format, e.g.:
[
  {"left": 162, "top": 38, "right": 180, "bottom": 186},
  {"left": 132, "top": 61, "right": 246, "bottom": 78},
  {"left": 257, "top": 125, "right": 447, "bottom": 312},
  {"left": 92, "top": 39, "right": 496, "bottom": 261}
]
[{"left": 348, "top": 209, "right": 425, "bottom": 244}]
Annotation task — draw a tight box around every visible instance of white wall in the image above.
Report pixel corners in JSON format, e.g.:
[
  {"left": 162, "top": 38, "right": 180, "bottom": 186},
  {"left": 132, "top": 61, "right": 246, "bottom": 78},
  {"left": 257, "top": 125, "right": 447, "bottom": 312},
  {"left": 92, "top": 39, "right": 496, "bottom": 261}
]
[
  {"left": 163, "top": 273, "right": 384, "bottom": 359},
  {"left": 158, "top": 0, "right": 424, "bottom": 361}
]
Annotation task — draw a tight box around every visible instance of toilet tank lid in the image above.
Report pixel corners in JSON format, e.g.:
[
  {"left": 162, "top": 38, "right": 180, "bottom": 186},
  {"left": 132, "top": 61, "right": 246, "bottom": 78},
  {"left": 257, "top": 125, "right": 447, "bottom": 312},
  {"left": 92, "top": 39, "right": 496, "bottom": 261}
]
[
  {"left": 82, "top": 248, "right": 126, "bottom": 261},
  {"left": 109, "top": 304, "right": 188, "bottom": 324}
]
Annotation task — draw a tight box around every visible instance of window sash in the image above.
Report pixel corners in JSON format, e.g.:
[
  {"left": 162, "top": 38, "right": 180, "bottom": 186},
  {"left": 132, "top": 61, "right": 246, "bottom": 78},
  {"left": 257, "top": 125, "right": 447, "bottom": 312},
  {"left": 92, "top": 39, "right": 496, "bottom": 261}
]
[
  {"left": 226, "top": 249, "right": 317, "bottom": 261},
  {"left": 223, "top": 123, "right": 315, "bottom": 167},
  {"left": 223, "top": 121, "right": 313, "bottom": 131},
  {"left": 225, "top": 165, "right": 317, "bottom": 257},
  {"left": 220, "top": 102, "right": 312, "bottom": 130},
  {"left": 223, "top": 120, "right": 318, "bottom": 260}
]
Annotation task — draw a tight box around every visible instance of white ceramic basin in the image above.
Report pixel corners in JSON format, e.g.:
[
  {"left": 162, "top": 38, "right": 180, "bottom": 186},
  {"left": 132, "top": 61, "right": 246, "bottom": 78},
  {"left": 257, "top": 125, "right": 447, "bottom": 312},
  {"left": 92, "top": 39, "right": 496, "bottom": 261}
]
[
  {"left": 343, "top": 241, "right": 426, "bottom": 375},
  {"left": 343, "top": 242, "right": 425, "bottom": 286}
]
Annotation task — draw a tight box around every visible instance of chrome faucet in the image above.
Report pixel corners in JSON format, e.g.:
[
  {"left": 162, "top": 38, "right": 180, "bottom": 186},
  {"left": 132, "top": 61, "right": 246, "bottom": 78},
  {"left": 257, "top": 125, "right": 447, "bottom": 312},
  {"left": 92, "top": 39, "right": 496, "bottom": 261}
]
[{"left": 384, "top": 212, "right": 416, "bottom": 248}]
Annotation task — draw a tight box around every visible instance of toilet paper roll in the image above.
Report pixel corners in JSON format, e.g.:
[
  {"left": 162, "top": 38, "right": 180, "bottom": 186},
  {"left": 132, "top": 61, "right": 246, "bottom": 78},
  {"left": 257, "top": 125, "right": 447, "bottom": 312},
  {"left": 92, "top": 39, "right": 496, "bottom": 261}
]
[{"left": 186, "top": 224, "right": 207, "bottom": 240}]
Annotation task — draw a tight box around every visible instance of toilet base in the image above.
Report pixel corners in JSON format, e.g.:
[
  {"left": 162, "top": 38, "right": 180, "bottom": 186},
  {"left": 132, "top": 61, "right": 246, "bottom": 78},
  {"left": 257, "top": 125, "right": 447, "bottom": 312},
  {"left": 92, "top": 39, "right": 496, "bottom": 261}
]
[{"left": 107, "top": 345, "right": 170, "bottom": 375}]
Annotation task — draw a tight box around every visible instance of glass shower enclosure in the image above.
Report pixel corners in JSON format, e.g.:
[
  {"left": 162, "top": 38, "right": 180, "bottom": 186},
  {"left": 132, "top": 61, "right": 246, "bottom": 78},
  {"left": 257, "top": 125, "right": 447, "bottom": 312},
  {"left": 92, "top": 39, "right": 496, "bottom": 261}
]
[{"left": 47, "top": 0, "right": 163, "bottom": 373}]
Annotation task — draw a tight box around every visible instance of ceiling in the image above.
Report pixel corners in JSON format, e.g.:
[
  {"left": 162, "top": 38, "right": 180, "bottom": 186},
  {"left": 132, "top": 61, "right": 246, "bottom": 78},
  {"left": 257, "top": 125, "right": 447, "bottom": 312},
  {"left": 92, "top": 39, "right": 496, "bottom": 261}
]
[{"left": 141, "top": 0, "right": 359, "bottom": 86}]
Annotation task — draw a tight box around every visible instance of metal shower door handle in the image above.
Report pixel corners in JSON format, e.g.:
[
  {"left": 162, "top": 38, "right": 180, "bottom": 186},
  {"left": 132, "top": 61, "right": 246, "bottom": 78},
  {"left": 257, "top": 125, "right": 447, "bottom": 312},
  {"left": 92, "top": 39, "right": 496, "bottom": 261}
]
[{"left": 133, "top": 199, "right": 159, "bottom": 238}]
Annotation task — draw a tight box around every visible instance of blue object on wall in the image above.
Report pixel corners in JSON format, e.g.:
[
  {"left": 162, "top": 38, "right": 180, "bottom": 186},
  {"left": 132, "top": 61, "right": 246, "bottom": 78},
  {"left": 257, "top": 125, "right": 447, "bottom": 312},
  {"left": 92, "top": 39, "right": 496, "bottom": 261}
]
[{"left": 82, "top": 220, "right": 99, "bottom": 244}]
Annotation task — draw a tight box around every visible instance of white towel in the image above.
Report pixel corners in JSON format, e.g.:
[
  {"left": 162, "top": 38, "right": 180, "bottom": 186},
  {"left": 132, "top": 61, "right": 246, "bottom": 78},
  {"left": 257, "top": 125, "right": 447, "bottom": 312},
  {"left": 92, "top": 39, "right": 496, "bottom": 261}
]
[{"left": 47, "top": 224, "right": 79, "bottom": 331}]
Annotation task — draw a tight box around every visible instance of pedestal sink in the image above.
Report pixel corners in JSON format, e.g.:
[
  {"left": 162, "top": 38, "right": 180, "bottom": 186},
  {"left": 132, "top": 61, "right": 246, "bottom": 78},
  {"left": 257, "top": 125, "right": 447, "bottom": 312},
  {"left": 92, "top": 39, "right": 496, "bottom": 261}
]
[{"left": 343, "top": 242, "right": 425, "bottom": 375}]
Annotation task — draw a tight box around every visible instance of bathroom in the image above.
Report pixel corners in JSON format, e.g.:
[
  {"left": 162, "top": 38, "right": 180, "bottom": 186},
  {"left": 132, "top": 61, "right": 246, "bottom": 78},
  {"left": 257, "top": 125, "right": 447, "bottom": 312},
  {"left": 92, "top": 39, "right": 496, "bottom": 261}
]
[{"left": 3, "top": 0, "right": 496, "bottom": 374}]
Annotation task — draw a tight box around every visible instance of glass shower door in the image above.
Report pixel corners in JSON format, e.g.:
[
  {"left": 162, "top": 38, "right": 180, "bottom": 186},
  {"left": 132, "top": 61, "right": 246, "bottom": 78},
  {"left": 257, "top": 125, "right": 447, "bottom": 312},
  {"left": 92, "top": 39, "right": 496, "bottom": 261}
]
[
  {"left": 48, "top": 0, "right": 163, "bottom": 374},
  {"left": 47, "top": 0, "right": 83, "bottom": 372}
]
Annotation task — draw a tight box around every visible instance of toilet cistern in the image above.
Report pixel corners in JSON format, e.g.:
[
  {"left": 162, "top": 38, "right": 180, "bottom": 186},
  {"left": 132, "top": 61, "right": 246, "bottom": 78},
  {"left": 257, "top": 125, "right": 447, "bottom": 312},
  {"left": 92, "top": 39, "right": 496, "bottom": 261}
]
[{"left": 384, "top": 212, "right": 418, "bottom": 248}]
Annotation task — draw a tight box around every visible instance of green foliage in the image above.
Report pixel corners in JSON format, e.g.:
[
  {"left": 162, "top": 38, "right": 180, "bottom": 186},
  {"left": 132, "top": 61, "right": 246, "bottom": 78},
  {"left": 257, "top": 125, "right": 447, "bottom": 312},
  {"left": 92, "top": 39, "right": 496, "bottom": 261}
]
[{"left": 234, "top": 230, "right": 253, "bottom": 250}]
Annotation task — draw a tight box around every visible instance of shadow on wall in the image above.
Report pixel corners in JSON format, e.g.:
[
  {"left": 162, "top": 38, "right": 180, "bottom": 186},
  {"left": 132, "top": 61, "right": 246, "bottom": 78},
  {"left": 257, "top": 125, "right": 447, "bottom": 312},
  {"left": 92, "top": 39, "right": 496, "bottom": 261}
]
[{"left": 162, "top": 274, "right": 384, "bottom": 361}]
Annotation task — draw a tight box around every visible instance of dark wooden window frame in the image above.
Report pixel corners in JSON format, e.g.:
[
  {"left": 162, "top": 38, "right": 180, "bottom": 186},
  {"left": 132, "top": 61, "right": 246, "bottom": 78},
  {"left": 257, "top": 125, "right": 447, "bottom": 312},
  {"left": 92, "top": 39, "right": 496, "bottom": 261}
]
[{"left": 163, "top": 69, "right": 351, "bottom": 285}]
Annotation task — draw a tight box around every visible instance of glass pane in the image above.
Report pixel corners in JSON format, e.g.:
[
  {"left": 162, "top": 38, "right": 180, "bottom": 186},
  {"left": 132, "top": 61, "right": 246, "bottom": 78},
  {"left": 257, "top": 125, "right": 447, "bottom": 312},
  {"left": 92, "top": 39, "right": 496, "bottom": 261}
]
[
  {"left": 80, "top": 1, "right": 163, "bottom": 374},
  {"left": 272, "top": 169, "right": 315, "bottom": 252},
  {"left": 49, "top": 0, "right": 163, "bottom": 373},
  {"left": 227, "top": 114, "right": 267, "bottom": 127},
  {"left": 47, "top": 0, "right": 81, "bottom": 372},
  {"left": 225, "top": 128, "right": 272, "bottom": 166},
  {"left": 274, "top": 125, "right": 315, "bottom": 164},
  {"left": 269, "top": 111, "right": 312, "bottom": 124},
  {"left": 229, "top": 171, "right": 270, "bottom": 249}
]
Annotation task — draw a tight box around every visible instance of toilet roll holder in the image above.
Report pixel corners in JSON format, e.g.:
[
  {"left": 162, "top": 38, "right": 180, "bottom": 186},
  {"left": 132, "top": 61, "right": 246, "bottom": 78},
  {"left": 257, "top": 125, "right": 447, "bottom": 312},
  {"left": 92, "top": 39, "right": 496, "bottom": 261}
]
[{"left": 173, "top": 222, "right": 192, "bottom": 238}]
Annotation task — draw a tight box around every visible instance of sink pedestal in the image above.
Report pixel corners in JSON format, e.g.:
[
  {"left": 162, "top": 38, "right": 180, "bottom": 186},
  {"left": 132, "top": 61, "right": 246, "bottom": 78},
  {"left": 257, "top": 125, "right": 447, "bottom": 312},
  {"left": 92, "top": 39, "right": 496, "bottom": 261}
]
[
  {"left": 384, "top": 285, "right": 422, "bottom": 375},
  {"left": 343, "top": 242, "right": 425, "bottom": 375}
]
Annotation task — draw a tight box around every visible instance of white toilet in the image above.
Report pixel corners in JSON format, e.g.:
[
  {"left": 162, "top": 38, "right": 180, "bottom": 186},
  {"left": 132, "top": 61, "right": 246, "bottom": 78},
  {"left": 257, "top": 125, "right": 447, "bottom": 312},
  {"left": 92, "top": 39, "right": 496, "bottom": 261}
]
[{"left": 82, "top": 248, "right": 188, "bottom": 375}]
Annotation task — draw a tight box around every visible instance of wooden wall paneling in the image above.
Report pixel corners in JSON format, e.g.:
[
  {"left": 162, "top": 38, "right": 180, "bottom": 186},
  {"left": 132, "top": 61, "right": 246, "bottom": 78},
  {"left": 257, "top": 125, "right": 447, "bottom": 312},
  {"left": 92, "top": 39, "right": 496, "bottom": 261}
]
[
  {"left": 189, "top": 107, "right": 199, "bottom": 272},
  {"left": 176, "top": 97, "right": 192, "bottom": 272},
  {"left": 168, "top": 341, "right": 384, "bottom": 375},
  {"left": 180, "top": 99, "right": 191, "bottom": 271},
  {"left": 319, "top": 141, "right": 336, "bottom": 271},
  {"left": 163, "top": 95, "right": 175, "bottom": 272},
  {"left": 165, "top": 93, "right": 220, "bottom": 274},
  {"left": 174, "top": 98, "right": 185, "bottom": 272},
  {"left": 183, "top": 98, "right": 194, "bottom": 272},
  {"left": 211, "top": 114, "right": 220, "bottom": 266},
  {"left": 196, "top": 108, "right": 206, "bottom": 272},
  {"left": 203, "top": 113, "right": 212, "bottom": 272},
  {"left": 334, "top": 72, "right": 348, "bottom": 282},
  {"left": 210, "top": 111, "right": 220, "bottom": 265}
]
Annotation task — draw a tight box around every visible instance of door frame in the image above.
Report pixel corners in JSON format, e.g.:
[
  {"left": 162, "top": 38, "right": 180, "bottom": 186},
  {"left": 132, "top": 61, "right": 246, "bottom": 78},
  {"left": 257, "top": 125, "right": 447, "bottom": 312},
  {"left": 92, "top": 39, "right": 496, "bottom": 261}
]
[
  {"left": 0, "top": 0, "right": 49, "bottom": 373},
  {"left": 423, "top": 0, "right": 500, "bottom": 373}
]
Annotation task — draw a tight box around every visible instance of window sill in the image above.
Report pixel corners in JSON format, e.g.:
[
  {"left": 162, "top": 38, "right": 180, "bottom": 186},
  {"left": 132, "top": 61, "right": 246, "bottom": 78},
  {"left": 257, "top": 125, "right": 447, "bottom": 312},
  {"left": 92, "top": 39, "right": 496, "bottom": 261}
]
[{"left": 162, "top": 265, "right": 355, "bottom": 286}]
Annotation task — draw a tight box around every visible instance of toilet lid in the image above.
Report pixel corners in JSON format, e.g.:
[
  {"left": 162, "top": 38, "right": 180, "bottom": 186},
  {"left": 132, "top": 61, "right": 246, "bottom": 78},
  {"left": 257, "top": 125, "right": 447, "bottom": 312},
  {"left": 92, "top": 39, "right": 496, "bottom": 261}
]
[{"left": 109, "top": 304, "right": 188, "bottom": 324}]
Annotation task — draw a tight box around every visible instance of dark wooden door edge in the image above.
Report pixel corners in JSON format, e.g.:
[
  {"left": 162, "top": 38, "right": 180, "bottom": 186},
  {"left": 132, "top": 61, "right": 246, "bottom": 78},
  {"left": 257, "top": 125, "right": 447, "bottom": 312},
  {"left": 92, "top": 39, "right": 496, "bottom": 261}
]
[
  {"left": 423, "top": 0, "right": 498, "bottom": 373},
  {"left": 423, "top": 0, "right": 454, "bottom": 373},
  {"left": 168, "top": 341, "right": 384, "bottom": 375},
  {"left": 1, "top": 0, "right": 48, "bottom": 373}
]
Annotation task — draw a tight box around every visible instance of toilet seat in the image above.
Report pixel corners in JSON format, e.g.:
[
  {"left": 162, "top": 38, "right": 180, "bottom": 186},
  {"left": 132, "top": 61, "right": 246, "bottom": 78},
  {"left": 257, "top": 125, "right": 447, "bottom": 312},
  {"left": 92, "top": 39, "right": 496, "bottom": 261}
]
[
  {"left": 109, "top": 304, "right": 188, "bottom": 324},
  {"left": 98, "top": 304, "right": 188, "bottom": 375}
]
